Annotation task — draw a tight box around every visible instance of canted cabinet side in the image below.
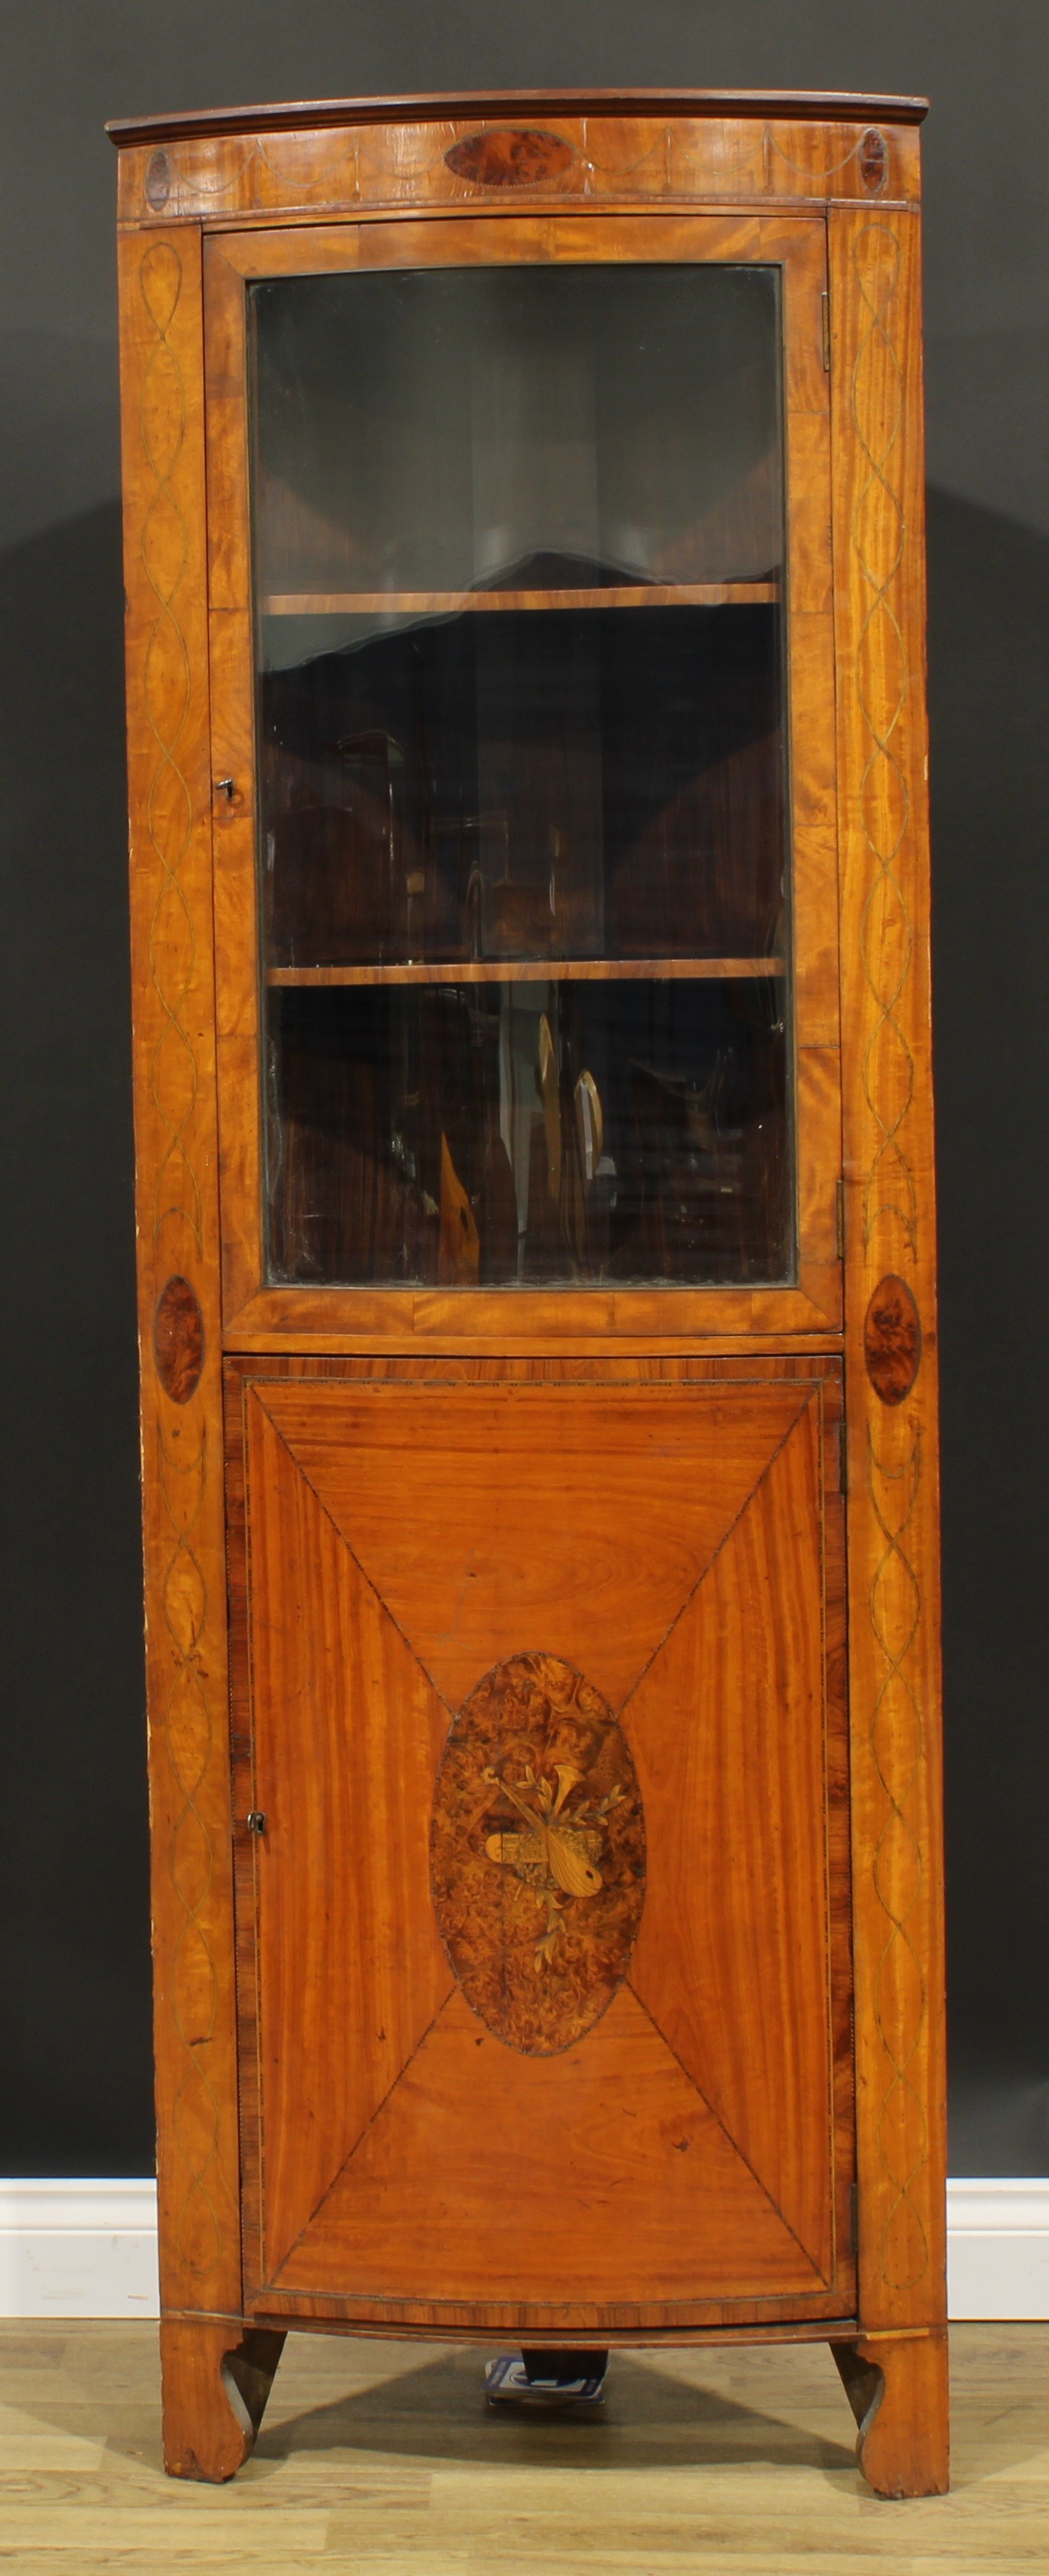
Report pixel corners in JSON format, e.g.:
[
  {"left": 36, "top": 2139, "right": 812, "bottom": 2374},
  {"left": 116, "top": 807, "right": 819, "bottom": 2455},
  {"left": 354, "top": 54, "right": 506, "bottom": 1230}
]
[
  {"left": 830, "top": 210, "right": 947, "bottom": 2378},
  {"left": 117, "top": 225, "right": 242, "bottom": 2320}
]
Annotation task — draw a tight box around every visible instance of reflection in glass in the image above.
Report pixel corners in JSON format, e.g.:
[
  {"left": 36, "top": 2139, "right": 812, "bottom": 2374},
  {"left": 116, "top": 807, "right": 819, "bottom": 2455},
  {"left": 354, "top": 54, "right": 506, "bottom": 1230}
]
[
  {"left": 253, "top": 264, "right": 783, "bottom": 606},
  {"left": 267, "top": 979, "right": 788, "bottom": 1288},
  {"left": 261, "top": 609, "right": 785, "bottom": 971},
  {"left": 251, "top": 261, "right": 794, "bottom": 1289}
]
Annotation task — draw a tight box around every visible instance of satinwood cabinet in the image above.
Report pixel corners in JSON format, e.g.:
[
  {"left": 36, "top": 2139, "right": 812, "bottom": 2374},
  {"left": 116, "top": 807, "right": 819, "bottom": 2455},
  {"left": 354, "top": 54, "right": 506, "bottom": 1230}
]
[{"left": 109, "top": 89, "right": 947, "bottom": 2496}]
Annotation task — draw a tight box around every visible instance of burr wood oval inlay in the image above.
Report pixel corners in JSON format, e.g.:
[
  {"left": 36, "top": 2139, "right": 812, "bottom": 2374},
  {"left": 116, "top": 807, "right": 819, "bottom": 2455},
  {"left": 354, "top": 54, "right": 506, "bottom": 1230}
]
[
  {"left": 431, "top": 1652, "right": 645, "bottom": 2055},
  {"left": 145, "top": 146, "right": 172, "bottom": 210},
  {"left": 858, "top": 127, "right": 888, "bottom": 192},
  {"left": 445, "top": 127, "right": 575, "bottom": 188},
  {"left": 153, "top": 1274, "right": 204, "bottom": 1404},
  {"left": 863, "top": 1273, "right": 922, "bottom": 1406}
]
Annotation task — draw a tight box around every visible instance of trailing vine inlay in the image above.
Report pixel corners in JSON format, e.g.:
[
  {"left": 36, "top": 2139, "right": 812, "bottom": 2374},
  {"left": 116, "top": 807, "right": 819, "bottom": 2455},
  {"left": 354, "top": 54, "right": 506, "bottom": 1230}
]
[
  {"left": 138, "top": 237, "right": 223, "bottom": 2282},
  {"left": 848, "top": 218, "right": 929, "bottom": 2292},
  {"left": 850, "top": 224, "right": 917, "bottom": 1262}
]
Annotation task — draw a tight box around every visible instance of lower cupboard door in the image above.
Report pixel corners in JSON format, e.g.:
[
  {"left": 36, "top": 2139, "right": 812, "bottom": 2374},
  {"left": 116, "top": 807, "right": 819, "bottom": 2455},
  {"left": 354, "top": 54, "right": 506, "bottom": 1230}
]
[{"left": 229, "top": 1364, "right": 855, "bottom": 2330}]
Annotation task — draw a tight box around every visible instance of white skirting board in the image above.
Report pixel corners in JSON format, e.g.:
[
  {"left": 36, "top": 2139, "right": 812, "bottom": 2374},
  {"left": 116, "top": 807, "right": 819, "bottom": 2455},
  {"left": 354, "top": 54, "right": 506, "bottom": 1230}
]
[
  {"left": 946, "top": 2181, "right": 1049, "bottom": 2320},
  {"left": 0, "top": 2183, "right": 159, "bottom": 2320},
  {"left": 0, "top": 2178, "right": 1047, "bottom": 2320}
]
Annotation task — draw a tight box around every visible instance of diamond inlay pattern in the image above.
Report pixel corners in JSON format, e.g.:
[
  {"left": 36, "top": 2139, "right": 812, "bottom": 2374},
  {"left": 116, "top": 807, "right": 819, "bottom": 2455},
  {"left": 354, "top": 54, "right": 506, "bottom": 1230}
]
[{"left": 235, "top": 1373, "right": 847, "bottom": 2318}]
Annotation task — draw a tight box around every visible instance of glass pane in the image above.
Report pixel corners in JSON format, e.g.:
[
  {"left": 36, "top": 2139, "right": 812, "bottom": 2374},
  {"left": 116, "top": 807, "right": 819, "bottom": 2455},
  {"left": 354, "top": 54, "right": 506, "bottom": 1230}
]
[
  {"left": 251, "top": 261, "right": 793, "bottom": 1289},
  {"left": 261, "top": 606, "right": 784, "bottom": 969},
  {"left": 267, "top": 980, "right": 787, "bottom": 1288},
  {"left": 255, "top": 264, "right": 782, "bottom": 602}
]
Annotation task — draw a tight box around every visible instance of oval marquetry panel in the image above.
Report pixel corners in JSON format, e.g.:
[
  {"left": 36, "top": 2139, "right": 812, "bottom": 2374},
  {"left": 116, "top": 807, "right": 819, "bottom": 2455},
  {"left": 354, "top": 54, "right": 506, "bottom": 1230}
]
[
  {"left": 153, "top": 1274, "right": 204, "bottom": 1404},
  {"left": 858, "top": 127, "right": 888, "bottom": 192},
  {"left": 145, "top": 146, "right": 172, "bottom": 210},
  {"left": 445, "top": 127, "right": 575, "bottom": 188},
  {"left": 863, "top": 1273, "right": 921, "bottom": 1406},
  {"left": 431, "top": 1652, "right": 645, "bottom": 2055}
]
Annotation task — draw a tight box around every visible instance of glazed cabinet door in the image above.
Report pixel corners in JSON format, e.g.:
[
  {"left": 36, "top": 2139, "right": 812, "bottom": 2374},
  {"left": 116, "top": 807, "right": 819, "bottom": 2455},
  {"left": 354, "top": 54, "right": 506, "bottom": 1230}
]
[
  {"left": 226, "top": 1359, "right": 854, "bottom": 2332},
  {"left": 204, "top": 211, "right": 841, "bottom": 1345}
]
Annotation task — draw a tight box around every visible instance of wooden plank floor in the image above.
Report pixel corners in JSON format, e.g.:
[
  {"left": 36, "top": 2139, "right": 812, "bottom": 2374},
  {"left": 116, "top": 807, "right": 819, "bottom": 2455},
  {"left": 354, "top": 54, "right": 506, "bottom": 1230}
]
[{"left": 0, "top": 2323, "right": 1045, "bottom": 2571}]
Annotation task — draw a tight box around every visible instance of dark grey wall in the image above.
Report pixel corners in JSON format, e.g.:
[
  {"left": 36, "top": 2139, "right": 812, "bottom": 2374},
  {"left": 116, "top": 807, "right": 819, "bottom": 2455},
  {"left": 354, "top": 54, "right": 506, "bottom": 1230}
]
[{"left": 1, "top": 0, "right": 1046, "bottom": 2177}]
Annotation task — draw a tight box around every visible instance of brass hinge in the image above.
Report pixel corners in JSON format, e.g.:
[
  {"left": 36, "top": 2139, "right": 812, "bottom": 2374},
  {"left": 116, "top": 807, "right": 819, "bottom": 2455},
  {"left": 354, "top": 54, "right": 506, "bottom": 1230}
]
[
  {"left": 821, "top": 290, "right": 831, "bottom": 372},
  {"left": 849, "top": 2178, "right": 859, "bottom": 2255},
  {"left": 835, "top": 1175, "right": 845, "bottom": 1259}
]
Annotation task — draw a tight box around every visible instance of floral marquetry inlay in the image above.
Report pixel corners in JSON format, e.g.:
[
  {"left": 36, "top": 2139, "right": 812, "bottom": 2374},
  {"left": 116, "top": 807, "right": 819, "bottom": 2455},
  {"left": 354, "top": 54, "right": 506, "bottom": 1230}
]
[
  {"left": 109, "top": 89, "right": 944, "bottom": 2483},
  {"left": 431, "top": 1653, "right": 646, "bottom": 2054}
]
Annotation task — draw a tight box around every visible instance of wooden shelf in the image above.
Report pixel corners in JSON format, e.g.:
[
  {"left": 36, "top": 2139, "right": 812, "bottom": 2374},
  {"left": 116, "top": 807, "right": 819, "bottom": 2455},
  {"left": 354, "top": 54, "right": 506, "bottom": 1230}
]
[
  {"left": 261, "top": 580, "right": 780, "bottom": 618},
  {"left": 266, "top": 956, "right": 785, "bottom": 988}
]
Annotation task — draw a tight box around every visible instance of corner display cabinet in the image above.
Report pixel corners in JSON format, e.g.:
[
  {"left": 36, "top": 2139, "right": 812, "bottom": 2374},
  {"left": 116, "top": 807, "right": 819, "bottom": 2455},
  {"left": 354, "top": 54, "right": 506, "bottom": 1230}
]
[{"left": 109, "top": 89, "right": 947, "bottom": 2496}]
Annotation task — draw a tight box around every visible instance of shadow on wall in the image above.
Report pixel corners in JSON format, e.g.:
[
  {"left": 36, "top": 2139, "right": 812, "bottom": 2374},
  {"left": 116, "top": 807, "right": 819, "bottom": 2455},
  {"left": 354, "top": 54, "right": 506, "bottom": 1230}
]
[
  {"left": 0, "top": 497, "right": 153, "bottom": 2175},
  {"left": 0, "top": 483, "right": 1046, "bottom": 2176},
  {"left": 926, "top": 488, "right": 1049, "bottom": 2176}
]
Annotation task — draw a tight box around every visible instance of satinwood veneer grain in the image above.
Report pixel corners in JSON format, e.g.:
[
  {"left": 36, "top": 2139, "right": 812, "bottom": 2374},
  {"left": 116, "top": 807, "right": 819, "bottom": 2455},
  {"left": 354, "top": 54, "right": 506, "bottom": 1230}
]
[{"left": 112, "top": 91, "right": 945, "bottom": 2498}]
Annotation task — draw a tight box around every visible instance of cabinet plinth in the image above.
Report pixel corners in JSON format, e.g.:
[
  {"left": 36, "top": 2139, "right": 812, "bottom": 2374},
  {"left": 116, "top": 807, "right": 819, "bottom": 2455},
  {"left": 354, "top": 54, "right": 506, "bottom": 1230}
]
[{"left": 112, "top": 85, "right": 945, "bottom": 2497}]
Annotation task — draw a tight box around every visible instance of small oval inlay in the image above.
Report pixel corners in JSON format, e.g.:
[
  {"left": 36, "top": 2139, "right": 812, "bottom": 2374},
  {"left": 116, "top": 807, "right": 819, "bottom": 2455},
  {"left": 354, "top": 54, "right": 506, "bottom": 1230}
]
[
  {"left": 154, "top": 1275, "right": 204, "bottom": 1404},
  {"left": 864, "top": 1273, "right": 921, "bottom": 1406},
  {"left": 145, "top": 147, "right": 172, "bottom": 212},
  {"left": 445, "top": 127, "right": 575, "bottom": 189},
  {"left": 858, "top": 127, "right": 888, "bottom": 193},
  {"left": 431, "top": 1652, "right": 645, "bottom": 2056}
]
